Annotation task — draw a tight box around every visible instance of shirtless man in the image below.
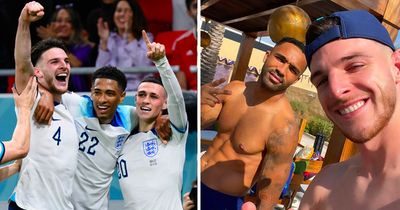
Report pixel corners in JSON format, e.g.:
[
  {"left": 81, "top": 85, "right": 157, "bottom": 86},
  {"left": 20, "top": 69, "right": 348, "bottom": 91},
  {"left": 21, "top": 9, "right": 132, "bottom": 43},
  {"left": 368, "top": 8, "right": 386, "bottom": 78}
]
[
  {"left": 201, "top": 37, "right": 307, "bottom": 209},
  {"left": 298, "top": 10, "right": 400, "bottom": 210}
]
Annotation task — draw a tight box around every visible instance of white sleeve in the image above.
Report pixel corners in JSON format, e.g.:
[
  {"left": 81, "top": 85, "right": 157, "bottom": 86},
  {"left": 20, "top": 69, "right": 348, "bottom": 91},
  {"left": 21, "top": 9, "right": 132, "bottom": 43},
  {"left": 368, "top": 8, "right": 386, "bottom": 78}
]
[{"left": 154, "top": 56, "right": 187, "bottom": 132}]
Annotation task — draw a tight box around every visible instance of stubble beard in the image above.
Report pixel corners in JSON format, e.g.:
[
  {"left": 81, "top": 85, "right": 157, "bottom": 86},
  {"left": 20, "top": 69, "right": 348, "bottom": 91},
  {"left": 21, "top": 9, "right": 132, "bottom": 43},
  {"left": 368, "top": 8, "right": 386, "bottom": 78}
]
[{"left": 337, "top": 87, "right": 396, "bottom": 143}]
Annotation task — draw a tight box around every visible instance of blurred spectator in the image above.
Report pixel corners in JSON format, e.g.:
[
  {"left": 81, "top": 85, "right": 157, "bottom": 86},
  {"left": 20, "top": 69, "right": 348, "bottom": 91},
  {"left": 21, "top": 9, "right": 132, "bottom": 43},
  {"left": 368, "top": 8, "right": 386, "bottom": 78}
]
[
  {"left": 36, "top": 5, "right": 94, "bottom": 91},
  {"left": 96, "top": 0, "right": 153, "bottom": 91},
  {"left": 168, "top": 0, "right": 197, "bottom": 90},
  {"left": 86, "top": 0, "right": 116, "bottom": 44},
  {"left": 172, "top": 0, "right": 196, "bottom": 31}
]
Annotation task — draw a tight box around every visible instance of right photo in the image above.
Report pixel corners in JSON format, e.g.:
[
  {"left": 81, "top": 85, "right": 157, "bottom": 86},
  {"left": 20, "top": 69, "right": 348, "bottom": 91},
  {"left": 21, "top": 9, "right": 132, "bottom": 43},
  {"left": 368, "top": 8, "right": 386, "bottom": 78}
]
[{"left": 199, "top": 1, "right": 400, "bottom": 210}]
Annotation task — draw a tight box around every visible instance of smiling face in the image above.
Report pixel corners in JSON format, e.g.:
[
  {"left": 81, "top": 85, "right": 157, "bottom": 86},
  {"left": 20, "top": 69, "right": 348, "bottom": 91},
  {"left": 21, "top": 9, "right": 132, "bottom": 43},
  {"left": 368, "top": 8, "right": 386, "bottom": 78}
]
[
  {"left": 260, "top": 42, "right": 307, "bottom": 92},
  {"left": 310, "top": 38, "right": 397, "bottom": 143},
  {"left": 35, "top": 47, "right": 70, "bottom": 96},
  {"left": 53, "top": 9, "right": 73, "bottom": 40},
  {"left": 91, "top": 78, "right": 126, "bottom": 124},
  {"left": 114, "top": 0, "right": 133, "bottom": 34},
  {"left": 135, "top": 82, "right": 167, "bottom": 123}
]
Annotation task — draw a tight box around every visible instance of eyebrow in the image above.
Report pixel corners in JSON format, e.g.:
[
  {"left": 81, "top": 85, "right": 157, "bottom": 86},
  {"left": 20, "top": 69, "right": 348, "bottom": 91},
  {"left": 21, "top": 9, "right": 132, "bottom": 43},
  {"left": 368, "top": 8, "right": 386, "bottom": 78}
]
[
  {"left": 310, "top": 53, "right": 372, "bottom": 84},
  {"left": 275, "top": 53, "right": 301, "bottom": 75},
  {"left": 339, "top": 53, "right": 372, "bottom": 63}
]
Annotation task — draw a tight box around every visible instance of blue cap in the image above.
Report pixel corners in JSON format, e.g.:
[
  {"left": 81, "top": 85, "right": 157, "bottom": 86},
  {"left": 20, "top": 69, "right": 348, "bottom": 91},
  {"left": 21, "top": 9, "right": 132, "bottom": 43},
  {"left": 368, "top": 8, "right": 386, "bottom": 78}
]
[{"left": 305, "top": 10, "right": 395, "bottom": 65}]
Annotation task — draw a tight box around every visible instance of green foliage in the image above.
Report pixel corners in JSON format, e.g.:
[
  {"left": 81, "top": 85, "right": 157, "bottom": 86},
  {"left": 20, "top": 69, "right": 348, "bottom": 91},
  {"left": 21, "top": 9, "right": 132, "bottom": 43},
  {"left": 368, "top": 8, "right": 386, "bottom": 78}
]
[
  {"left": 290, "top": 100, "right": 306, "bottom": 117},
  {"left": 304, "top": 116, "right": 334, "bottom": 141}
]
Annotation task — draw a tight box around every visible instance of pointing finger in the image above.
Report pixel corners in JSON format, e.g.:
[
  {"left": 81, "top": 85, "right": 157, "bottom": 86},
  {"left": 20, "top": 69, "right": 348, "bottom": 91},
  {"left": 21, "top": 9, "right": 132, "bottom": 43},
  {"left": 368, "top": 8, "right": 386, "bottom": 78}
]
[{"left": 142, "top": 30, "right": 151, "bottom": 50}]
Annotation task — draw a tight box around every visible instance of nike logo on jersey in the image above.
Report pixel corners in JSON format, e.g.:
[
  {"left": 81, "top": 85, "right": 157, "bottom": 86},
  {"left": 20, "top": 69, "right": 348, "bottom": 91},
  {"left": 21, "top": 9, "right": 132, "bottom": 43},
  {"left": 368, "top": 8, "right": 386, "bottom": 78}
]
[
  {"left": 52, "top": 117, "right": 61, "bottom": 121},
  {"left": 85, "top": 125, "right": 97, "bottom": 131}
]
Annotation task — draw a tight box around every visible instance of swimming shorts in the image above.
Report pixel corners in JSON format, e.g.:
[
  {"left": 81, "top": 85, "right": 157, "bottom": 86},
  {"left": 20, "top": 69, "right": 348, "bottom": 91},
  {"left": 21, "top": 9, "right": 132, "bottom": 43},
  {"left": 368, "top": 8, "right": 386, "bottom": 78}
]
[{"left": 201, "top": 182, "right": 244, "bottom": 210}]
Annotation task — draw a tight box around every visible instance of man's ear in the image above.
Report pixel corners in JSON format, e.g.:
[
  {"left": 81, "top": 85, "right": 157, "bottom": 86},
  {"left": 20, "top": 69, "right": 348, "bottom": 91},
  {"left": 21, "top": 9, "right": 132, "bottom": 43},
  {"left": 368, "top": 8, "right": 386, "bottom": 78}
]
[
  {"left": 119, "top": 91, "right": 126, "bottom": 104},
  {"left": 162, "top": 98, "right": 167, "bottom": 110},
  {"left": 392, "top": 49, "right": 400, "bottom": 84},
  {"left": 34, "top": 67, "right": 43, "bottom": 78},
  {"left": 263, "top": 50, "right": 271, "bottom": 63}
]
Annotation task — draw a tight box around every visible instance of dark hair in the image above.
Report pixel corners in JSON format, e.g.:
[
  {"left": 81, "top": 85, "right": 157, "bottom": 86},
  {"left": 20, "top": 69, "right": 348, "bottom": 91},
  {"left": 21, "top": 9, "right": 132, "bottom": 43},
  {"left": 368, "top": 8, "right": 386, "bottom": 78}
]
[
  {"left": 51, "top": 7, "right": 87, "bottom": 45},
  {"left": 185, "top": 0, "right": 194, "bottom": 11},
  {"left": 139, "top": 76, "right": 163, "bottom": 87},
  {"left": 92, "top": 66, "right": 127, "bottom": 91},
  {"left": 305, "top": 16, "right": 340, "bottom": 46},
  {"left": 114, "top": 0, "right": 148, "bottom": 40},
  {"left": 31, "top": 38, "right": 69, "bottom": 66},
  {"left": 275, "top": 37, "right": 305, "bottom": 53}
]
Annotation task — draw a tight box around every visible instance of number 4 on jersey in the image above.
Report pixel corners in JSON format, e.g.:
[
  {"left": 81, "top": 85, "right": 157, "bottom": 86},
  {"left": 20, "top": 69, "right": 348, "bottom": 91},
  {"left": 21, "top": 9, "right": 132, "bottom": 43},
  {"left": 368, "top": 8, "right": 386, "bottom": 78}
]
[{"left": 52, "top": 126, "right": 61, "bottom": 146}]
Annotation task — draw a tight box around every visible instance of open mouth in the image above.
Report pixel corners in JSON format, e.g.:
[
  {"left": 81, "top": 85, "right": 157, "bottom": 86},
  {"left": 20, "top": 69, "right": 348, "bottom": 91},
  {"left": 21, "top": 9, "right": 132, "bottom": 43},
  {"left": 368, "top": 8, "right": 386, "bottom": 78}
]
[
  {"left": 140, "top": 106, "right": 151, "bottom": 112},
  {"left": 96, "top": 105, "right": 109, "bottom": 113},
  {"left": 55, "top": 73, "right": 67, "bottom": 82}
]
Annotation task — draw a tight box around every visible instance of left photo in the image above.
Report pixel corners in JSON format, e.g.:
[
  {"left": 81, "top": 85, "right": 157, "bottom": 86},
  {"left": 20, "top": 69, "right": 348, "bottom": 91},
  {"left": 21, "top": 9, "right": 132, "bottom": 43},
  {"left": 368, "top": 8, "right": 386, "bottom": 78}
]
[{"left": 0, "top": 0, "right": 198, "bottom": 209}]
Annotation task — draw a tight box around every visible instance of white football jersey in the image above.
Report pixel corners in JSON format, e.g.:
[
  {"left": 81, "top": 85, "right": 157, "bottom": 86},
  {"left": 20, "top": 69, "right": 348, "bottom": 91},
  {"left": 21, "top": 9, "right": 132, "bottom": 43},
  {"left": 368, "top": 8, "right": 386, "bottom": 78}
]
[
  {"left": 12, "top": 94, "right": 78, "bottom": 210},
  {"left": 62, "top": 92, "right": 137, "bottom": 210},
  {"left": 118, "top": 56, "right": 188, "bottom": 210}
]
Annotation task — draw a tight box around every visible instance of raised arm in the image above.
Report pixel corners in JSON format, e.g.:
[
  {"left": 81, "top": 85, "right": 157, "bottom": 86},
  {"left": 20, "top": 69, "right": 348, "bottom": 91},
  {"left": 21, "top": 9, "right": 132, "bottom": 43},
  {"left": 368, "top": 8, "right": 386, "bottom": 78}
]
[
  {"left": 15, "top": 1, "right": 44, "bottom": 92},
  {"left": 1, "top": 76, "right": 37, "bottom": 164},
  {"left": 142, "top": 30, "right": 187, "bottom": 130},
  {"left": 256, "top": 118, "right": 298, "bottom": 209}
]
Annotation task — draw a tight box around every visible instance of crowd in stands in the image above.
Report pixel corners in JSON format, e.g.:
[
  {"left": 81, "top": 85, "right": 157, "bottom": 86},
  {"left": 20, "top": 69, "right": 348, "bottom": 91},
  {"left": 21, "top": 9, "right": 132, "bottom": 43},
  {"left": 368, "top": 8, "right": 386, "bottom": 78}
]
[{"left": 0, "top": 0, "right": 197, "bottom": 93}]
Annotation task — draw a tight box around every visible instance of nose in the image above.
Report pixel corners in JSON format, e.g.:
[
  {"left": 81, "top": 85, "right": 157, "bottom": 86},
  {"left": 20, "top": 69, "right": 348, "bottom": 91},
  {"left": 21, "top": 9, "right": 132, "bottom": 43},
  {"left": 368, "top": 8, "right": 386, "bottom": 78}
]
[
  {"left": 98, "top": 94, "right": 107, "bottom": 103},
  {"left": 328, "top": 70, "right": 351, "bottom": 98},
  {"left": 142, "top": 95, "right": 151, "bottom": 103}
]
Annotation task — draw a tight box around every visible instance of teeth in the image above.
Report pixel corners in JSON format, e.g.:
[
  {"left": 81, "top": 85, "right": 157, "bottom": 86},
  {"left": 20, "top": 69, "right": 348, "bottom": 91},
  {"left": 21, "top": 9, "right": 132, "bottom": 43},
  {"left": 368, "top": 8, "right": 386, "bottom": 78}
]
[
  {"left": 339, "top": 101, "right": 365, "bottom": 115},
  {"left": 58, "top": 73, "right": 67, "bottom": 77},
  {"left": 98, "top": 105, "right": 108, "bottom": 109},
  {"left": 141, "top": 107, "right": 151, "bottom": 111}
]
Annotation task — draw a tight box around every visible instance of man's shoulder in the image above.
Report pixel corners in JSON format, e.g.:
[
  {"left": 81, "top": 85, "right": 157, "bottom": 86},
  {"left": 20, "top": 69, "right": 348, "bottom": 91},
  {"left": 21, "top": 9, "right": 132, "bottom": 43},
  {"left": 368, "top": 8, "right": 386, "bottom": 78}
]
[
  {"left": 313, "top": 158, "right": 357, "bottom": 185},
  {"left": 225, "top": 80, "right": 246, "bottom": 92}
]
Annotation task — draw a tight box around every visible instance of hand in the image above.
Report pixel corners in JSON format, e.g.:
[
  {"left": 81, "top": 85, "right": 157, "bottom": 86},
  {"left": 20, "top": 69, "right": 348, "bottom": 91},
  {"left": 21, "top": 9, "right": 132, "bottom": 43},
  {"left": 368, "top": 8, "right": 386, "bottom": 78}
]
[
  {"left": 13, "top": 76, "right": 37, "bottom": 111},
  {"left": 201, "top": 78, "right": 231, "bottom": 107},
  {"left": 36, "top": 23, "right": 57, "bottom": 40},
  {"left": 97, "top": 17, "right": 110, "bottom": 43},
  {"left": 13, "top": 159, "right": 23, "bottom": 172},
  {"left": 241, "top": 202, "right": 256, "bottom": 210},
  {"left": 155, "top": 114, "right": 172, "bottom": 144},
  {"left": 123, "top": 13, "right": 133, "bottom": 38},
  {"left": 34, "top": 85, "right": 54, "bottom": 125},
  {"left": 182, "top": 192, "right": 195, "bottom": 210},
  {"left": 20, "top": 1, "right": 45, "bottom": 23},
  {"left": 142, "top": 30, "right": 165, "bottom": 61}
]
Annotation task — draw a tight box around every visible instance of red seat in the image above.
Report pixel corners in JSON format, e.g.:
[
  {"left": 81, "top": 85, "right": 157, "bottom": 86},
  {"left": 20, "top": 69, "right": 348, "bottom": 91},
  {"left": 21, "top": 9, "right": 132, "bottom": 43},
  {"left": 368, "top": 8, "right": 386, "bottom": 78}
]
[
  {"left": 155, "top": 30, "right": 187, "bottom": 58},
  {"left": 137, "top": 0, "right": 173, "bottom": 36}
]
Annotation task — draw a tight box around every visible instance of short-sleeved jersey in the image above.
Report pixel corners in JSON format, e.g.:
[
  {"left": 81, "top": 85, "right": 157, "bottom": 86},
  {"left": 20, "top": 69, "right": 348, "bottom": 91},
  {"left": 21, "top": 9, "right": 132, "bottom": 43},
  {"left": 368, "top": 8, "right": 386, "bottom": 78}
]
[
  {"left": 118, "top": 126, "right": 187, "bottom": 210},
  {"left": 62, "top": 92, "right": 137, "bottom": 210},
  {"left": 11, "top": 94, "right": 78, "bottom": 210},
  {"left": 0, "top": 141, "right": 5, "bottom": 163},
  {"left": 117, "top": 56, "right": 188, "bottom": 210}
]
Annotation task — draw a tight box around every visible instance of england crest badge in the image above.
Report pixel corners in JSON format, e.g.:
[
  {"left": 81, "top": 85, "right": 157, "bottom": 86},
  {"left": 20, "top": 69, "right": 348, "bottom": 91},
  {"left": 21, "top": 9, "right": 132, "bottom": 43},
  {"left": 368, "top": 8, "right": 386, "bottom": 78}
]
[
  {"left": 143, "top": 138, "right": 158, "bottom": 157},
  {"left": 115, "top": 135, "right": 126, "bottom": 152}
]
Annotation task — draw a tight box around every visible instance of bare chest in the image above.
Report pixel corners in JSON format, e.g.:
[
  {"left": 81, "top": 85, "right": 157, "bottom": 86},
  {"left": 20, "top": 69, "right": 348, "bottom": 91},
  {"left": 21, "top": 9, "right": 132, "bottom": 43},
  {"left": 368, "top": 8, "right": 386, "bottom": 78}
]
[
  {"left": 218, "top": 103, "right": 276, "bottom": 154},
  {"left": 321, "top": 174, "right": 400, "bottom": 210}
]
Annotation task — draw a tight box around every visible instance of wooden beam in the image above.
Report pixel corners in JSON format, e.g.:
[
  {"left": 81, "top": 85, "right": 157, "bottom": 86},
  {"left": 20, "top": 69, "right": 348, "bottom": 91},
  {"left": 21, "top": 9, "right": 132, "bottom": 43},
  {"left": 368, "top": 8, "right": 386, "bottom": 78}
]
[
  {"left": 230, "top": 33, "right": 256, "bottom": 81},
  {"left": 331, "top": 0, "right": 386, "bottom": 15},
  {"left": 201, "top": 0, "right": 222, "bottom": 11},
  {"left": 322, "top": 125, "right": 357, "bottom": 167},
  {"left": 298, "top": 118, "right": 307, "bottom": 143},
  {"left": 222, "top": 0, "right": 322, "bottom": 25},
  {"left": 382, "top": 0, "right": 400, "bottom": 40}
]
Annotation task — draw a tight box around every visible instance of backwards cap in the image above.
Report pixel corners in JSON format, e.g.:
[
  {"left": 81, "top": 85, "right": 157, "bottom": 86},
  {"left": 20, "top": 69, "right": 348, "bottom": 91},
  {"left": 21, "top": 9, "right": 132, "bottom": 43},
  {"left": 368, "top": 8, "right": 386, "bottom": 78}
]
[{"left": 305, "top": 10, "right": 395, "bottom": 65}]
